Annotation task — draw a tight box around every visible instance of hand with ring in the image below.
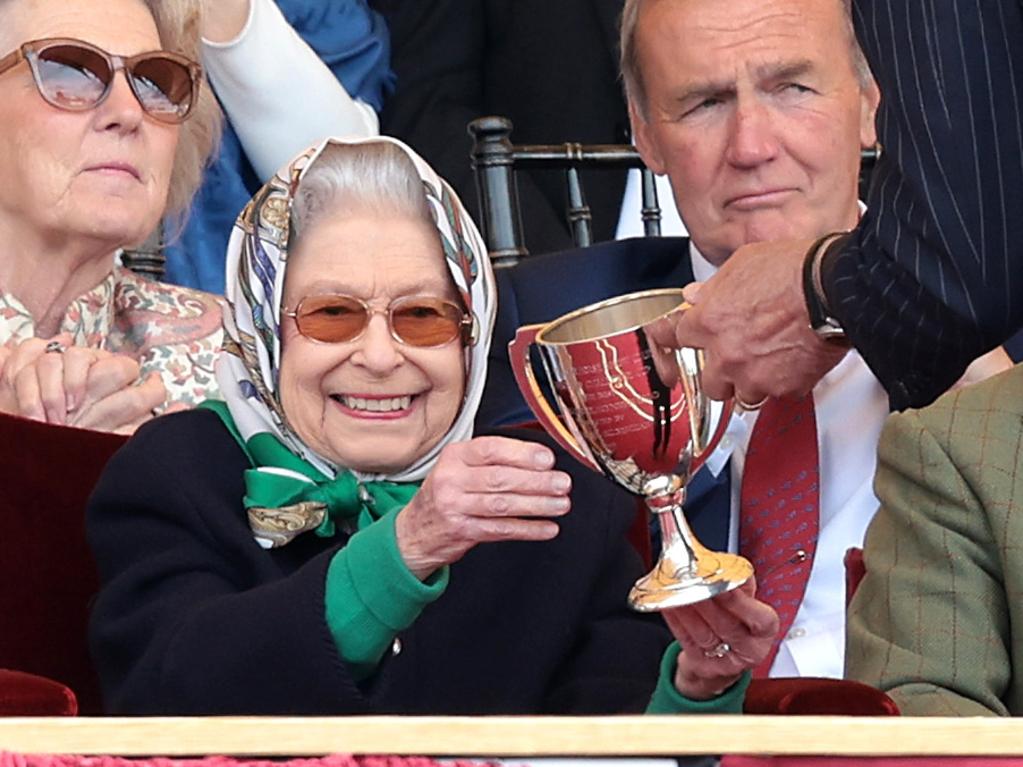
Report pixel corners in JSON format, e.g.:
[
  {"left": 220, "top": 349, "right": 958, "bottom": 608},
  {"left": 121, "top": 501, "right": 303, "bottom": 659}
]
[
  {"left": 660, "top": 577, "right": 779, "bottom": 701},
  {"left": 0, "top": 335, "right": 168, "bottom": 434}
]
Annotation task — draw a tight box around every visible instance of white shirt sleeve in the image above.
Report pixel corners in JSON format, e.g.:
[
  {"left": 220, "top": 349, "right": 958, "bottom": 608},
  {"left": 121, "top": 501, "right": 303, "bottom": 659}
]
[{"left": 201, "top": 0, "right": 380, "bottom": 182}]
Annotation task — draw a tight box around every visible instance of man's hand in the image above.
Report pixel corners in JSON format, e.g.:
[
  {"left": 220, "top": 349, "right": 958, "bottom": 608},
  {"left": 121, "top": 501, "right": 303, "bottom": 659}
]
[{"left": 650, "top": 238, "right": 848, "bottom": 404}]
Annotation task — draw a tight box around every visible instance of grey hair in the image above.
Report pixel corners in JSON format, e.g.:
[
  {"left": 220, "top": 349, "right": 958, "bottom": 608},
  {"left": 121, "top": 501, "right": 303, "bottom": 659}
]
[
  {"left": 620, "top": 0, "right": 874, "bottom": 120},
  {"left": 0, "top": 0, "right": 222, "bottom": 217},
  {"left": 290, "top": 141, "right": 434, "bottom": 240}
]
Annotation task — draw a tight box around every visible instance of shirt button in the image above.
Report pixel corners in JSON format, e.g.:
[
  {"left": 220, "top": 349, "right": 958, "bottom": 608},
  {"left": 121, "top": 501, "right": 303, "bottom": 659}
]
[
  {"left": 391, "top": 637, "right": 403, "bottom": 656},
  {"left": 788, "top": 627, "right": 807, "bottom": 639},
  {"left": 721, "top": 437, "right": 732, "bottom": 449}
]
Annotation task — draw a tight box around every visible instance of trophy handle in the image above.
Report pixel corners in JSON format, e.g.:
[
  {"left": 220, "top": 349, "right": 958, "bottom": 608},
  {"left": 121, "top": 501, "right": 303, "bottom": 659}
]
[{"left": 509, "top": 324, "right": 600, "bottom": 471}]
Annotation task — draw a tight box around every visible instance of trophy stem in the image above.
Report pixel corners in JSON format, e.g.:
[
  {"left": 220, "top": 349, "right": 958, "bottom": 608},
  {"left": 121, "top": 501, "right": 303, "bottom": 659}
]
[{"left": 628, "top": 487, "right": 753, "bottom": 612}]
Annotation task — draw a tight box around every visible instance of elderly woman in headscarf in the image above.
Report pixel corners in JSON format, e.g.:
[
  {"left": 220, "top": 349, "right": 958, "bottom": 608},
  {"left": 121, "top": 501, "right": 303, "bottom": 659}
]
[
  {"left": 87, "top": 137, "right": 676, "bottom": 715},
  {"left": 0, "top": 0, "right": 221, "bottom": 433}
]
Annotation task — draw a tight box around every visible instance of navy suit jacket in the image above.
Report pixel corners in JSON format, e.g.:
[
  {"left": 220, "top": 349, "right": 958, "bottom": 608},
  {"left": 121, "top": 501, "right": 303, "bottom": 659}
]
[{"left": 476, "top": 237, "right": 731, "bottom": 552}]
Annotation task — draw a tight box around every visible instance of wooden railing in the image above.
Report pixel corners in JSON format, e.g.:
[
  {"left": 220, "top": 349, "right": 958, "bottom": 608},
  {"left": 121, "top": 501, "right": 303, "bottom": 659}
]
[{"left": 1, "top": 716, "right": 1022, "bottom": 758}]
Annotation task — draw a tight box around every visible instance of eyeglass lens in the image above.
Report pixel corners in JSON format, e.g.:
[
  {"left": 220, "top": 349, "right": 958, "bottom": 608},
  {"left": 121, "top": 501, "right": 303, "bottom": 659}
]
[
  {"left": 294, "top": 296, "right": 465, "bottom": 347},
  {"left": 33, "top": 42, "right": 193, "bottom": 121}
]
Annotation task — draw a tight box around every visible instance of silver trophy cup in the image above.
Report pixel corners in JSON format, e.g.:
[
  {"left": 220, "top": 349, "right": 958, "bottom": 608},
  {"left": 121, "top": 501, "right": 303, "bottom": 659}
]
[{"left": 510, "top": 288, "right": 752, "bottom": 610}]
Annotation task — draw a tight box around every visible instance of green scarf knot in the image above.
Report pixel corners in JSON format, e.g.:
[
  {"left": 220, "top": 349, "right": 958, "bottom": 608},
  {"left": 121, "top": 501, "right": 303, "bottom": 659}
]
[{"left": 201, "top": 401, "right": 421, "bottom": 548}]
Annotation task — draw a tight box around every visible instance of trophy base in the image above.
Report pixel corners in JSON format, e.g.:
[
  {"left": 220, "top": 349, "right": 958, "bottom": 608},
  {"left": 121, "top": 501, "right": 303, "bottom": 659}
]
[{"left": 627, "top": 550, "right": 753, "bottom": 612}]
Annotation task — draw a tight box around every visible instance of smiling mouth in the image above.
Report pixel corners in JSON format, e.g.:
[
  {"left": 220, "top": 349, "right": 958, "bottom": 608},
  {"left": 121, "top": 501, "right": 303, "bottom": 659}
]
[{"left": 331, "top": 394, "right": 415, "bottom": 414}]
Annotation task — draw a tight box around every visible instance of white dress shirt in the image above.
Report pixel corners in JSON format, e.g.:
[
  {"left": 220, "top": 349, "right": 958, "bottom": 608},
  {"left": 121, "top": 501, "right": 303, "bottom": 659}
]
[
  {"left": 615, "top": 170, "right": 688, "bottom": 239},
  {"left": 690, "top": 242, "right": 889, "bottom": 680}
]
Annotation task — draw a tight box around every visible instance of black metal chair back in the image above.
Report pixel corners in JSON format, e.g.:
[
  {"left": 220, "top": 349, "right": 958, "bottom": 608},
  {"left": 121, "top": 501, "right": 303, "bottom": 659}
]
[{"left": 469, "top": 116, "right": 660, "bottom": 268}]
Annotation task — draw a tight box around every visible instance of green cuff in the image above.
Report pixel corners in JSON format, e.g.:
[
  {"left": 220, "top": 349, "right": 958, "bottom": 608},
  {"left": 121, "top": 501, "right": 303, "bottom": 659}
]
[
  {"left": 324, "top": 508, "right": 448, "bottom": 680},
  {"left": 646, "top": 642, "right": 751, "bottom": 714}
]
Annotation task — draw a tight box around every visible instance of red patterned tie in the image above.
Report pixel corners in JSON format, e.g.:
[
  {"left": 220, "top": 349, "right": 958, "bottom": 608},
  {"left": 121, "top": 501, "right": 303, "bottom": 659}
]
[{"left": 739, "top": 394, "right": 820, "bottom": 678}]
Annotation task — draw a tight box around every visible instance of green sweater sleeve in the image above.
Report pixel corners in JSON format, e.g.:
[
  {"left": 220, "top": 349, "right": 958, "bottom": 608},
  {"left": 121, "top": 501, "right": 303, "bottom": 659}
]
[
  {"left": 646, "top": 642, "right": 751, "bottom": 714},
  {"left": 324, "top": 507, "right": 448, "bottom": 681}
]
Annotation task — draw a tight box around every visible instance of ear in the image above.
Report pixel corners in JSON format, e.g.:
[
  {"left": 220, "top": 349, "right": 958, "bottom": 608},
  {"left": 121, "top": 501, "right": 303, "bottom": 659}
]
[
  {"left": 858, "top": 75, "right": 881, "bottom": 148},
  {"left": 629, "top": 98, "right": 667, "bottom": 175}
]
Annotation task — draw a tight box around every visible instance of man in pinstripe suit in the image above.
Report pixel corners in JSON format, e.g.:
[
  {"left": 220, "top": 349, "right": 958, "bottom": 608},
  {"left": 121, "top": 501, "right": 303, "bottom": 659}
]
[{"left": 660, "top": 0, "right": 1023, "bottom": 412}]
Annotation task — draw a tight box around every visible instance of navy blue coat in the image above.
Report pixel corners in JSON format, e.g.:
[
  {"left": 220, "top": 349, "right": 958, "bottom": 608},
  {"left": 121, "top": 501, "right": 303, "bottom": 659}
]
[{"left": 88, "top": 409, "right": 671, "bottom": 715}]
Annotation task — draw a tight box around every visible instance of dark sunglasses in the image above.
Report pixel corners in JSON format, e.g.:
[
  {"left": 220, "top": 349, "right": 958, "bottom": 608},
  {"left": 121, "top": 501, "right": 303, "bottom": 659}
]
[
  {"left": 283, "top": 294, "right": 473, "bottom": 348},
  {"left": 0, "top": 37, "right": 201, "bottom": 124}
]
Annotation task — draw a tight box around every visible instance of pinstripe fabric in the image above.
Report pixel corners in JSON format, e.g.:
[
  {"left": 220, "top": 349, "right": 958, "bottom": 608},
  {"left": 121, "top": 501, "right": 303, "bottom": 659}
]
[
  {"left": 822, "top": 1, "right": 1023, "bottom": 410},
  {"left": 845, "top": 364, "right": 1023, "bottom": 716}
]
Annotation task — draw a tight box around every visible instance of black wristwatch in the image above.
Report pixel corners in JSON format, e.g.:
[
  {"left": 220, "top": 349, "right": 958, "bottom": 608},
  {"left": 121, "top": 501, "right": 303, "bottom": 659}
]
[{"left": 802, "top": 232, "right": 852, "bottom": 342}]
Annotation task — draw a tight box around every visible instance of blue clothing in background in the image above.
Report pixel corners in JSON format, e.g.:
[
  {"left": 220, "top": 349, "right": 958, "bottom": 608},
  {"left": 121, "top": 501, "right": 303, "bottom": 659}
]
[{"left": 164, "top": 1, "right": 394, "bottom": 293}]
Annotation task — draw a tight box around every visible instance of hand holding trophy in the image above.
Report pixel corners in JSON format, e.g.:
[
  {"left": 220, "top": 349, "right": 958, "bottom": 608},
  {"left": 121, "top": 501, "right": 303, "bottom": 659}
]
[{"left": 510, "top": 288, "right": 752, "bottom": 611}]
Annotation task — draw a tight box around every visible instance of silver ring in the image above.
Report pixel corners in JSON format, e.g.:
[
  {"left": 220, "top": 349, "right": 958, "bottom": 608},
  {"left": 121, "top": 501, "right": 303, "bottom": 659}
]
[
  {"left": 44, "top": 340, "right": 66, "bottom": 354},
  {"left": 734, "top": 392, "right": 767, "bottom": 411},
  {"left": 703, "top": 641, "right": 732, "bottom": 659}
]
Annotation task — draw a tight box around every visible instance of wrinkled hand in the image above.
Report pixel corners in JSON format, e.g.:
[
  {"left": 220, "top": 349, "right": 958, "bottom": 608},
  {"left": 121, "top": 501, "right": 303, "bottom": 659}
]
[
  {"left": 649, "top": 238, "right": 848, "bottom": 404},
  {"left": 394, "top": 436, "right": 572, "bottom": 580},
  {"left": 661, "top": 577, "right": 779, "bottom": 701},
  {"left": 0, "top": 335, "right": 167, "bottom": 434}
]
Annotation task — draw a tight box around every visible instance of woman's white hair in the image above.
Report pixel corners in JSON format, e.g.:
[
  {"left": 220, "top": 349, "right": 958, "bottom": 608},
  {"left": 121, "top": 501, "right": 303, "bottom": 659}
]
[{"left": 291, "top": 141, "right": 435, "bottom": 239}]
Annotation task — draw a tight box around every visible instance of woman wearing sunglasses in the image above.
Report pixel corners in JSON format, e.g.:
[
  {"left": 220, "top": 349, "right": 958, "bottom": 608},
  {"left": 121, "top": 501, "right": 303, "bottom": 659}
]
[
  {"left": 87, "top": 137, "right": 674, "bottom": 715},
  {"left": 0, "top": 0, "right": 221, "bottom": 433}
]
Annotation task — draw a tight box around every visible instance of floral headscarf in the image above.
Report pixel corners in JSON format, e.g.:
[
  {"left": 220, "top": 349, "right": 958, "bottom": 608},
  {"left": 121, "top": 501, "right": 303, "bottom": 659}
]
[{"left": 210, "top": 137, "right": 496, "bottom": 547}]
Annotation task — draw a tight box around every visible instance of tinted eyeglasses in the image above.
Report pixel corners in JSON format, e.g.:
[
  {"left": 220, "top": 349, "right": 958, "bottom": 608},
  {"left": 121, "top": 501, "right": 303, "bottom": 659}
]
[
  {"left": 283, "top": 294, "right": 473, "bottom": 348},
  {"left": 0, "top": 37, "right": 201, "bottom": 124}
]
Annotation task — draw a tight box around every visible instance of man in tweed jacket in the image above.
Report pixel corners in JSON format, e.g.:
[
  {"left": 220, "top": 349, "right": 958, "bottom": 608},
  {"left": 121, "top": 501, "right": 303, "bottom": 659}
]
[{"left": 846, "top": 364, "right": 1023, "bottom": 716}]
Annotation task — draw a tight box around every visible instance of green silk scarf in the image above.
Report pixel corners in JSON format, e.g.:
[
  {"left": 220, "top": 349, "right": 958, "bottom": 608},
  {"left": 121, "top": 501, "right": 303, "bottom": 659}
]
[{"left": 201, "top": 400, "right": 421, "bottom": 549}]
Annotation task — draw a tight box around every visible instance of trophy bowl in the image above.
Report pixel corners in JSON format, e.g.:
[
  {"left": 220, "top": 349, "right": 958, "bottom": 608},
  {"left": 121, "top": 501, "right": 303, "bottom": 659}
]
[{"left": 510, "top": 288, "right": 752, "bottom": 611}]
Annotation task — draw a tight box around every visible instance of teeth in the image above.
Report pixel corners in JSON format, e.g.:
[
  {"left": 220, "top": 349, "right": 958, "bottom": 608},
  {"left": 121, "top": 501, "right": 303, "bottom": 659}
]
[{"left": 341, "top": 395, "right": 412, "bottom": 413}]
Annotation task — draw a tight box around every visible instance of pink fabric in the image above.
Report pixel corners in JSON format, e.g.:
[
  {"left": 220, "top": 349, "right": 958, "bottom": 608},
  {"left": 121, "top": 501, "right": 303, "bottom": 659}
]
[
  {"left": 0, "top": 756, "right": 497, "bottom": 767},
  {"left": 723, "top": 758, "right": 1023, "bottom": 767},
  {"left": 739, "top": 395, "right": 820, "bottom": 678}
]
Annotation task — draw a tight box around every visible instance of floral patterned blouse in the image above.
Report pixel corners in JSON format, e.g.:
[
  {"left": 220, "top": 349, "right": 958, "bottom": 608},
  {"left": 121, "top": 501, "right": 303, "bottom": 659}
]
[{"left": 0, "top": 266, "right": 223, "bottom": 406}]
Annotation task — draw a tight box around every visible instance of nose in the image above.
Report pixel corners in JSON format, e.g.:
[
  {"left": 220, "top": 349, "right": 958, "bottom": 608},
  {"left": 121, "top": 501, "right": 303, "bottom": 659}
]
[
  {"left": 351, "top": 313, "right": 404, "bottom": 374},
  {"left": 724, "top": 98, "right": 779, "bottom": 168},
  {"left": 93, "top": 69, "right": 144, "bottom": 135}
]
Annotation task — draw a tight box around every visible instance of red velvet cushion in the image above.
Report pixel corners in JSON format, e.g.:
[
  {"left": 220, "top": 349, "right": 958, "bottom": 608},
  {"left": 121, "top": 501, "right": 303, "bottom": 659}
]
[
  {"left": 744, "top": 677, "right": 900, "bottom": 716},
  {"left": 0, "top": 668, "right": 78, "bottom": 716},
  {"left": 0, "top": 413, "right": 127, "bottom": 715}
]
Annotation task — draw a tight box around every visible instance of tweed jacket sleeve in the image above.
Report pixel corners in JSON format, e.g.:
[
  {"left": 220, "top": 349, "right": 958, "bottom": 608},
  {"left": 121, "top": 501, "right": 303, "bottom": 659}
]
[
  {"left": 823, "top": 1, "right": 1023, "bottom": 410},
  {"left": 846, "top": 367, "right": 1023, "bottom": 716}
]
